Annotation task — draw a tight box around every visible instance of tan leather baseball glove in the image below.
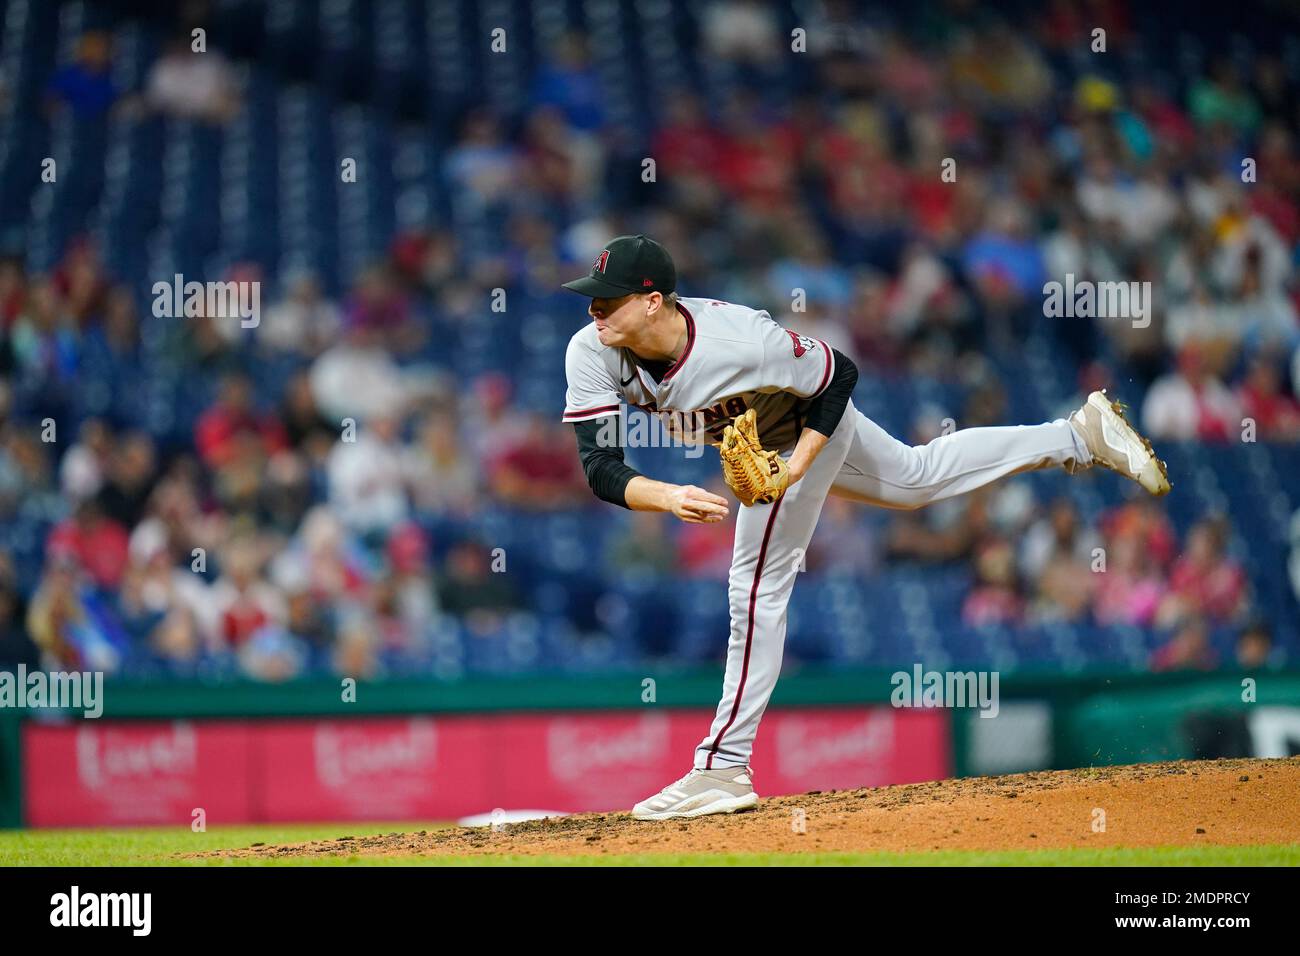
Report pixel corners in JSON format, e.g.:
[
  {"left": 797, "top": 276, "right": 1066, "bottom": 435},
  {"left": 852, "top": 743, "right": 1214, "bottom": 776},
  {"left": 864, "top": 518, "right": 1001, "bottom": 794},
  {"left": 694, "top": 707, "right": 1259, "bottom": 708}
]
[{"left": 716, "top": 408, "right": 789, "bottom": 506}]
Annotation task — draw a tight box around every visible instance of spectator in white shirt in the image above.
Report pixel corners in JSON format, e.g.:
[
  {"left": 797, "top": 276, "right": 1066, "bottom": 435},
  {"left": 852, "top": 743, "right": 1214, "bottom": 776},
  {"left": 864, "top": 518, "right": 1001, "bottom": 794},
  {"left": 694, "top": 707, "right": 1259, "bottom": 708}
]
[
  {"left": 259, "top": 271, "right": 342, "bottom": 356},
  {"left": 1143, "top": 342, "right": 1242, "bottom": 442},
  {"left": 327, "top": 412, "right": 410, "bottom": 537},
  {"left": 145, "top": 36, "right": 240, "bottom": 124}
]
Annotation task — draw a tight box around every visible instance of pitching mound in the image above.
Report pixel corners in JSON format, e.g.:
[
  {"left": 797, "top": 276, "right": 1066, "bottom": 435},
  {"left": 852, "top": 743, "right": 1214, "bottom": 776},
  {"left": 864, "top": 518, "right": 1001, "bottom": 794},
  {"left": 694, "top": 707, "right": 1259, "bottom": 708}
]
[{"left": 199, "top": 757, "right": 1300, "bottom": 861}]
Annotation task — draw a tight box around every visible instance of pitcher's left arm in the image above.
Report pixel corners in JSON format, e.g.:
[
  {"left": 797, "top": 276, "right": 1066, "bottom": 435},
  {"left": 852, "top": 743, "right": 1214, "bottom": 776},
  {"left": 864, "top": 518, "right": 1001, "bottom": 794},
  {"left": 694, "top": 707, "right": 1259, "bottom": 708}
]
[
  {"left": 786, "top": 347, "right": 858, "bottom": 482},
  {"left": 753, "top": 317, "right": 859, "bottom": 484}
]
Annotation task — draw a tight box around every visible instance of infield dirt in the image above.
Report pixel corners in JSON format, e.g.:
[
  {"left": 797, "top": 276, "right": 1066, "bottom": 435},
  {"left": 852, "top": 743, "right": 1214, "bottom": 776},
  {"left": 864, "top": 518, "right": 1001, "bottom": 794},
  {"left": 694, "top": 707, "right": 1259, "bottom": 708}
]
[{"left": 199, "top": 757, "right": 1300, "bottom": 861}]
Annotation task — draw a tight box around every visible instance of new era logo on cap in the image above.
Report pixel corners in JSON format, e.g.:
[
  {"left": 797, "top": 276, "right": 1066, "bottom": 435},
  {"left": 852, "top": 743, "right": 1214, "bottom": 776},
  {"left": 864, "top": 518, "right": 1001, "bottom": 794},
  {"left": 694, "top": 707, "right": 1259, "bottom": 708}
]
[{"left": 563, "top": 234, "right": 676, "bottom": 299}]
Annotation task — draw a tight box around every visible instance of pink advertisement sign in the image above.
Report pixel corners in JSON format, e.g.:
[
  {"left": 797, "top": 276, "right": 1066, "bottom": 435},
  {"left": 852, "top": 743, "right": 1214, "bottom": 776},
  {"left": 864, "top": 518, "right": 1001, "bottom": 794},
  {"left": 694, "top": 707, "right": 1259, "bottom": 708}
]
[
  {"left": 24, "top": 720, "right": 253, "bottom": 827},
  {"left": 255, "top": 717, "right": 491, "bottom": 821},
  {"left": 22, "top": 707, "right": 949, "bottom": 827}
]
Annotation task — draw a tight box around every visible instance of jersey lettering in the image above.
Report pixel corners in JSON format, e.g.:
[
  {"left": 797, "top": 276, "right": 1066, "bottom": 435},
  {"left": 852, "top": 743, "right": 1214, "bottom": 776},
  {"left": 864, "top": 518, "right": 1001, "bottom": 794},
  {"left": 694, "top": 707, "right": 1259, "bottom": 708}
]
[
  {"left": 701, "top": 403, "right": 729, "bottom": 426},
  {"left": 697, "top": 397, "right": 750, "bottom": 428}
]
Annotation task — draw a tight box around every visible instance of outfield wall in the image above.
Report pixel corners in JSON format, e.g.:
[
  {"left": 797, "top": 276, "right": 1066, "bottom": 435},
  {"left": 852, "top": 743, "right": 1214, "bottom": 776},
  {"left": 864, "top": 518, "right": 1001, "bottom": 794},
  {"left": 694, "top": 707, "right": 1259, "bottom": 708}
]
[
  {"left": 2, "top": 669, "right": 1298, "bottom": 827},
  {"left": 21, "top": 708, "right": 947, "bottom": 827}
]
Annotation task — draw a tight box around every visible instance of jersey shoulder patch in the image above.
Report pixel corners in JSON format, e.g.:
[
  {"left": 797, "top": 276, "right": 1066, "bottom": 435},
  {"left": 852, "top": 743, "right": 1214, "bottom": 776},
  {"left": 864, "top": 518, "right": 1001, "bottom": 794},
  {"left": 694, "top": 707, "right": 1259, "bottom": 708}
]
[{"left": 786, "top": 329, "right": 819, "bottom": 357}]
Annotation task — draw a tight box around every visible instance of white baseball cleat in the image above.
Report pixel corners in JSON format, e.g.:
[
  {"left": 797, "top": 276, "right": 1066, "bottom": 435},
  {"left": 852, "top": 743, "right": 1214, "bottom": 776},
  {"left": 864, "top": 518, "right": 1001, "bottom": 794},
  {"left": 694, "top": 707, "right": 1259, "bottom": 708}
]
[
  {"left": 1069, "top": 390, "right": 1171, "bottom": 496},
  {"left": 631, "top": 766, "right": 759, "bottom": 821}
]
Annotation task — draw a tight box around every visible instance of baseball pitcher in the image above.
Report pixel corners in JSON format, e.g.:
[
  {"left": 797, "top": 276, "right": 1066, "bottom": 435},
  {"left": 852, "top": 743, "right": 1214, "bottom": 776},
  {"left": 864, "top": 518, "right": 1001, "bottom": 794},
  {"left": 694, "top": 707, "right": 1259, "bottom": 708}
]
[{"left": 561, "top": 235, "right": 1170, "bottom": 821}]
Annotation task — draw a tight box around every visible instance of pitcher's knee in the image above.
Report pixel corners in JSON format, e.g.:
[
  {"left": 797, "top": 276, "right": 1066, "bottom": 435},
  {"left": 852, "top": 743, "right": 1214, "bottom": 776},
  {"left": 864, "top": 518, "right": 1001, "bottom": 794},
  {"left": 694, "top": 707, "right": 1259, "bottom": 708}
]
[
  {"left": 874, "top": 445, "right": 940, "bottom": 507},
  {"left": 885, "top": 442, "right": 928, "bottom": 486}
]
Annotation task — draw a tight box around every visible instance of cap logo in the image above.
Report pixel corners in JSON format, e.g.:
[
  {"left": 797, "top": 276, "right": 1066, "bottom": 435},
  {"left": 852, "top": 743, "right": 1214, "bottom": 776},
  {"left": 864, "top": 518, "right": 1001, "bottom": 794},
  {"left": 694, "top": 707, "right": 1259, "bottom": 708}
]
[
  {"left": 642, "top": 279, "right": 653, "bottom": 287},
  {"left": 592, "top": 250, "right": 610, "bottom": 274}
]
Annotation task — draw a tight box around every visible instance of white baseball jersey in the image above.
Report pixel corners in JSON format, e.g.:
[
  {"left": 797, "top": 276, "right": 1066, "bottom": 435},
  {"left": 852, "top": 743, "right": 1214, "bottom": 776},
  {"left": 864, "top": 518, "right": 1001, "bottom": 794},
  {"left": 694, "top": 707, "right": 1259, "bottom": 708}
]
[
  {"left": 561, "top": 297, "right": 836, "bottom": 452},
  {"left": 561, "top": 291, "right": 1090, "bottom": 776}
]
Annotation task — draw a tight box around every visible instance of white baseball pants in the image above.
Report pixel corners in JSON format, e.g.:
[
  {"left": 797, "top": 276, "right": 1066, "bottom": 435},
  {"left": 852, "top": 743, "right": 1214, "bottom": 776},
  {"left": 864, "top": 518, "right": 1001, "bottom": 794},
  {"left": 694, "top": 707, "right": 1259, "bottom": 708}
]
[{"left": 694, "top": 401, "right": 1090, "bottom": 769}]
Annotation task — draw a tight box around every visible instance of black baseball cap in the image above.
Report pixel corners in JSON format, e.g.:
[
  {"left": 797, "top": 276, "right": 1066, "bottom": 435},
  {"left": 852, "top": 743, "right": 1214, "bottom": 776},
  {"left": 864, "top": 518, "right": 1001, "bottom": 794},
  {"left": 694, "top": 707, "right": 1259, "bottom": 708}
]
[{"left": 562, "top": 234, "right": 676, "bottom": 298}]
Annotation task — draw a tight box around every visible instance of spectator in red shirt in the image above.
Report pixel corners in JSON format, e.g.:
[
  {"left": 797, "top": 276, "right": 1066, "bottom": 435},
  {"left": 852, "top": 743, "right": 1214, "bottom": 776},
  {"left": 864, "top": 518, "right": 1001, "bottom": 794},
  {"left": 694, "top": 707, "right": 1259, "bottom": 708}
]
[
  {"left": 715, "top": 93, "right": 800, "bottom": 209},
  {"left": 1159, "top": 517, "right": 1248, "bottom": 626},
  {"left": 812, "top": 105, "right": 910, "bottom": 219},
  {"left": 195, "top": 372, "right": 287, "bottom": 468},
  {"left": 1236, "top": 355, "right": 1300, "bottom": 440},
  {"left": 52, "top": 237, "right": 107, "bottom": 327},
  {"left": 46, "top": 499, "right": 129, "bottom": 590},
  {"left": 652, "top": 94, "right": 728, "bottom": 180},
  {"left": 489, "top": 413, "right": 588, "bottom": 509},
  {"left": 677, "top": 526, "right": 733, "bottom": 579},
  {"left": 0, "top": 257, "right": 26, "bottom": 330}
]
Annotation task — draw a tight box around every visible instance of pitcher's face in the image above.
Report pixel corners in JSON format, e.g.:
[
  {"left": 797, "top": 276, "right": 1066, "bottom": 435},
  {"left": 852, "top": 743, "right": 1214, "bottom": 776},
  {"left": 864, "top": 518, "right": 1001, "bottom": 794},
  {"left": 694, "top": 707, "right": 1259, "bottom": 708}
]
[{"left": 588, "top": 292, "right": 650, "bottom": 347}]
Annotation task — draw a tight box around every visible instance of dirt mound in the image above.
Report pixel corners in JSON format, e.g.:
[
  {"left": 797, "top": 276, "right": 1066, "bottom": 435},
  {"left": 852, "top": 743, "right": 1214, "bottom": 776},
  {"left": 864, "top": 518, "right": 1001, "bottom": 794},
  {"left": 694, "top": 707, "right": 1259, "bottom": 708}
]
[{"left": 200, "top": 757, "right": 1300, "bottom": 861}]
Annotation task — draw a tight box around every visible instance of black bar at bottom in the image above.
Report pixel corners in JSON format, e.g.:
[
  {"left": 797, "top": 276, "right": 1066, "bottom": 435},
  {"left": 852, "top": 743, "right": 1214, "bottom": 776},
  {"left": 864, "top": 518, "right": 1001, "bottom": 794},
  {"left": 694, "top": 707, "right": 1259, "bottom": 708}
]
[{"left": 0, "top": 865, "right": 1287, "bottom": 941}]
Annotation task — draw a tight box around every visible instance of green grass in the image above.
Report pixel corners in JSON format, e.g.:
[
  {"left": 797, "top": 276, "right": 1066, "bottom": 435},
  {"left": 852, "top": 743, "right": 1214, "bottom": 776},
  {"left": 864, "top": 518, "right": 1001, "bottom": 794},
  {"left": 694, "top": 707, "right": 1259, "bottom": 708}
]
[
  {"left": 0, "top": 823, "right": 426, "bottom": 867},
  {"left": 1, "top": 826, "right": 1296, "bottom": 866}
]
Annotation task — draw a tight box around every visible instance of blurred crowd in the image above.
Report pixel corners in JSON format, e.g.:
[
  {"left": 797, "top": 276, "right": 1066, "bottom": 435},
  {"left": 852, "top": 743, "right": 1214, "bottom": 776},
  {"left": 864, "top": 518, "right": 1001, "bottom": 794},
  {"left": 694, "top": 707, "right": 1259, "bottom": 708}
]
[
  {"left": 946, "top": 488, "right": 1273, "bottom": 671},
  {"left": 2, "top": 0, "right": 1299, "bottom": 678},
  {"left": 0, "top": 254, "right": 595, "bottom": 677}
]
